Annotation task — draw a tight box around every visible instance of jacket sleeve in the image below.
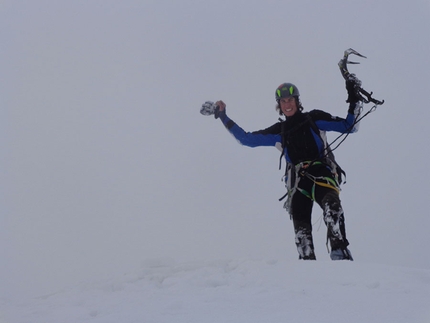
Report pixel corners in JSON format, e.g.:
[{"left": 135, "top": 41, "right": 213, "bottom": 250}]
[
  {"left": 311, "top": 104, "right": 360, "bottom": 134},
  {"left": 218, "top": 111, "right": 282, "bottom": 148}
]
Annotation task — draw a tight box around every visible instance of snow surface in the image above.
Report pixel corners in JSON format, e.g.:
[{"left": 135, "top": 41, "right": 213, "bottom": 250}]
[{"left": 2, "top": 258, "right": 429, "bottom": 323}]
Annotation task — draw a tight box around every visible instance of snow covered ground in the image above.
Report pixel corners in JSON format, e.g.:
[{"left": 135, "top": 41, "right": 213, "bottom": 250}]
[{"left": 2, "top": 258, "right": 429, "bottom": 323}]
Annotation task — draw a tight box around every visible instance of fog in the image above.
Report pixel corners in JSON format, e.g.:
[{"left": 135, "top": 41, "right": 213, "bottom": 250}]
[{"left": 1, "top": 0, "right": 430, "bottom": 299}]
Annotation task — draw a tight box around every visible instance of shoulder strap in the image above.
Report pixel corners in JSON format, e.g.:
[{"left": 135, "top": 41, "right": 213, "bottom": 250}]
[
  {"left": 304, "top": 112, "right": 320, "bottom": 137},
  {"left": 305, "top": 113, "right": 346, "bottom": 184}
]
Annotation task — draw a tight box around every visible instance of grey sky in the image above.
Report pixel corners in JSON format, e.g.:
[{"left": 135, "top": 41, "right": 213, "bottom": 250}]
[{"left": 1, "top": 0, "right": 430, "bottom": 298}]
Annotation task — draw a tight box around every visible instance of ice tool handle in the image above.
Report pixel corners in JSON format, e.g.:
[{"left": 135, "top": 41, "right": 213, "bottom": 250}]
[{"left": 339, "top": 48, "right": 385, "bottom": 106}]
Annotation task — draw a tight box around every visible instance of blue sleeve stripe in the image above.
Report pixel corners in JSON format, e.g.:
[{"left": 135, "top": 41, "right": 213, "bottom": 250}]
[
  {"left": 220, "top": 114, "right": 281, "bottom": 147},
  {"left": 229, "top": 124, "right": 281, "bottom": 147},
  {"left": 314, "top": 113, "right": 357, "bottom": 133}
]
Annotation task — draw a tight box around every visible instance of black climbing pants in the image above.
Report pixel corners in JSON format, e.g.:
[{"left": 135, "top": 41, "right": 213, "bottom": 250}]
[{"left": 290, "top": 164, "right": 349, "bottom": 259}]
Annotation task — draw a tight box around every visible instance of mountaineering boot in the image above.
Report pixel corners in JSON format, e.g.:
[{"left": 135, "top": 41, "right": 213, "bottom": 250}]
[
  {"left": 321, "top": 192, "right": 353, "bottom": 260},
  {"left": 323, "top": 197, "right": 345, "bottom": 244},
  {"left": 295, "top": 227, "right": 316, "bottom": 260}
]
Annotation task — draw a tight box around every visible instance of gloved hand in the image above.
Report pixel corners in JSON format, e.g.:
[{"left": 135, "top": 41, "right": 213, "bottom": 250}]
[{"left": 345, "top": 74, "right": 362, "bottom": 103}]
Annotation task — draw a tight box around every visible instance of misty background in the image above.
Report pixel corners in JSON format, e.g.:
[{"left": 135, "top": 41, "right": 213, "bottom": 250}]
[{"left": 1, "top": 0, "right": 430, "bottom": 299}]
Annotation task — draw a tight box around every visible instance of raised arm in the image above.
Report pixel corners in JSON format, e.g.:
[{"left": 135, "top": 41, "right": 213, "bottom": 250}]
[
  {"left": 312, "top": 101, "right": 363, "bottom": 134},
  {"left": 215, "top": 100, "right": 282, "bottom": 148}
]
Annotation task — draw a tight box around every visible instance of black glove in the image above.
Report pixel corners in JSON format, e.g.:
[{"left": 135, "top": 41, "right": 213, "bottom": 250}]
[
  {"left": 346, "top": 74, "right": 362, "bottom": 103},
  {"left": 214, "top": 105, "right": 221, "bottom": 119}
]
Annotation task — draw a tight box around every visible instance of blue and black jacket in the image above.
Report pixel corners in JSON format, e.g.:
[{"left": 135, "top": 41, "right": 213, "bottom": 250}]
[{"left": 218, "top": 108, "right": 358, "bottom": 166}]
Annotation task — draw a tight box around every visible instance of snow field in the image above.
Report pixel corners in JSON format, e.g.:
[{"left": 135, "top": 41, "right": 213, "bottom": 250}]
[{"left": 2, "top": 258, "right": 430, "bottom": 323}]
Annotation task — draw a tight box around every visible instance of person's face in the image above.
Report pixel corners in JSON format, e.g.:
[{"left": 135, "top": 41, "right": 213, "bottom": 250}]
[{"left": 279, "top": 97, "right": 298, "bottom": 117}]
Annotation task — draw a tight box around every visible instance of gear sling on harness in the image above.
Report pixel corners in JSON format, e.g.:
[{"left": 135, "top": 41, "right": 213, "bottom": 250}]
[
  {"left": 279, "top": 160, "right": 340, "bottom": 215},
  {"left": 297, "top": 161, "right": 340, "bottom": 201}
]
